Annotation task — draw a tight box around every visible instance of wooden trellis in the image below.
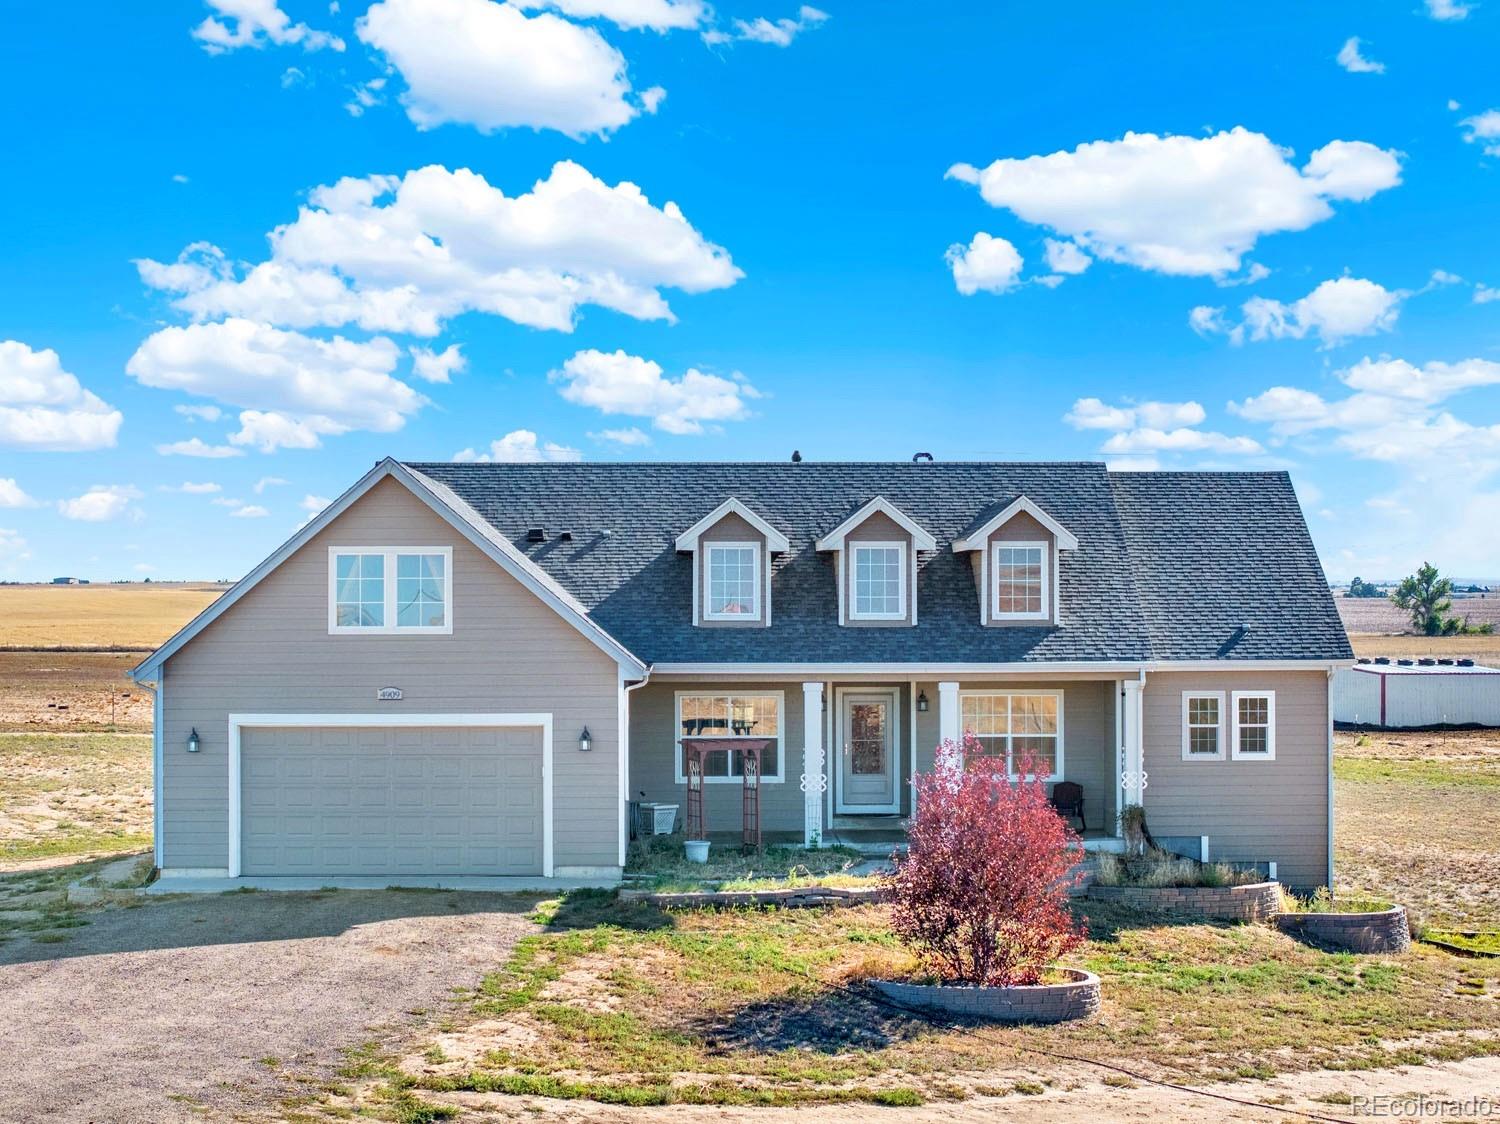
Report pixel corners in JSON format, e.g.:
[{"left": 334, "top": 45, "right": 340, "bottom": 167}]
[{"left": 681, "top": 736, "right": 772, "bottom": 852}]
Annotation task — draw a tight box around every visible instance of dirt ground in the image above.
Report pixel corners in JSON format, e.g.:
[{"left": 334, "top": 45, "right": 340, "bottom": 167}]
[
  {"left": 1334, "top": 727, "right": 1500, "bottom": 927},
  {"left": 0, "top": 732, "right": 153, "bottom": 866},
  {"left": 0, "top": 889, "right": 539, "bottom": 1124},
  {"left": 0, "top": 650, "right": 153, "bottom": 731},
  {"left": 0, "top": 582, "right": 225, "bottom": 648}
]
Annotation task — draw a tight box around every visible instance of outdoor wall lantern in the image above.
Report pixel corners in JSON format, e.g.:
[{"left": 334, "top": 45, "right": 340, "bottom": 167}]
[
  {"left": 187, "top": 727, "right": 201, "bottom": 753},
  {"left": 917, "top": 690, "right": 929, "bottom": 713},
  {"left": 578, "top": 726, "right": 593, "bottom": 752}
]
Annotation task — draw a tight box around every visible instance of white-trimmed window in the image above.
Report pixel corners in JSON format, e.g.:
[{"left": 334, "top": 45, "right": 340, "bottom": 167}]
[
  {"left": 675, "top": 692, "right": 783, "bottom": 782},
  {"left": 959, "top": 691, "right": 1063, "bottom": 779},
  {"left": 1181, "top": 691, "right": 1226, "bottom": 760},
  {"left": 851, "top": 542, "right": 905, "bottom": 620},
  {"left": 329, "top": 547, "right": 452, "bottom": 635},
  {"left": 705, "top": 542, "right": 761, "bottom": 620},
  {"left": 1231, "top": 691, "right": 1276, "bottom": 760},
  {"left": 992, "top": 542, "right": 1048, "bottom": 619}
]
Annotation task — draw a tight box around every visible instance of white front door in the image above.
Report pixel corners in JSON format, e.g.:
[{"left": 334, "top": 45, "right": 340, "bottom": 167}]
[{"left": 837, "top": 690, "right": 898, "bottom": 813}]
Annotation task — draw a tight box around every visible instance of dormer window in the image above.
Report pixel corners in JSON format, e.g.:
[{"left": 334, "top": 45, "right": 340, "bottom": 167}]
[
  {"left": 992, "top": 542, "right": 1047, "bottom": 619},
  {"left": 705, "top": 543, "right": 761, "bottom": 620},
  {"left": 675, "top": 498, "right": 788, "bottom": 628},
  {"left": 851, "top": 543, "right": 906, "bottom": 620}
]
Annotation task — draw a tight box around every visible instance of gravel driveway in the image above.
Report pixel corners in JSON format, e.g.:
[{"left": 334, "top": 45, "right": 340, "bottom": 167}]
[{"left": 0, "top": 889, "right": 538, "bottom": 1123}]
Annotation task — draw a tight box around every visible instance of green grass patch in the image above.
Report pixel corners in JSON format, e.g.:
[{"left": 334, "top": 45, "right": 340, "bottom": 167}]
[
  {"left": 1423, "top": 930, "right": 1500, "bottom": 956},
  {"left": 1334, "top": 757, "right": 1500, "bottom": 789}
]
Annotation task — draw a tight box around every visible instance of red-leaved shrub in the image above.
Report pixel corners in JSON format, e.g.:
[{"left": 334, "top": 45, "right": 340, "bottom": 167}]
[{"left": 888, "top": 734, "right": 1086, "bottom": 987}]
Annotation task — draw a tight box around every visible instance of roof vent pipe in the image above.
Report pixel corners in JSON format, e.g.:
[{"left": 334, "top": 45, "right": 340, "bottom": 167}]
[
  {"left": 791, "top": 450, "right": 802, "bottom": 462},
  {"left": 912, "top": 451, "right": 934, "bottom": 463}
]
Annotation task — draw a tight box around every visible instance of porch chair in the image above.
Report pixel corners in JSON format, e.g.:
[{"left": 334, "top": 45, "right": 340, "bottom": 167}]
[{"left": 1049, "top": 781, "right": 1086, "bottom": 831}]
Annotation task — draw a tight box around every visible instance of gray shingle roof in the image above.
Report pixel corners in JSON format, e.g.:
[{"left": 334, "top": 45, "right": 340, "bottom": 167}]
[{"left": 404, "top": 461, "right": 1350, "bottom": 666}]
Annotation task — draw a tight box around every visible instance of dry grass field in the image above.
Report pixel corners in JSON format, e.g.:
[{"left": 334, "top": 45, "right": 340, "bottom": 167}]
[
  {"left": 1335, "top": 727, "right": 1500, "bottom": 928},
  {"left": 0, "top": 582, "right": 226, "bottom": 648},
  {"left": 0, "top": 651, "right": 153, "bottom": 731}
]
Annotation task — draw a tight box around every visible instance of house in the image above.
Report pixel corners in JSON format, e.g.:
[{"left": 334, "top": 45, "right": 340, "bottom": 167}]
[{"left": 130, "top": 458, "right": 1352, "bottom": 889}]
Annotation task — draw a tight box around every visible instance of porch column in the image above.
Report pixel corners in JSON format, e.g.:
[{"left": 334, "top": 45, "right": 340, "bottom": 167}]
[
  {"left": 937, "top": 681, "right": 961, "bottom": 769},
  {"left": 1120, "top": 678, "right": 1145, "bottom": 809},
  {"left": 801, "top": 681, "right": 826, "bottom": 848}
]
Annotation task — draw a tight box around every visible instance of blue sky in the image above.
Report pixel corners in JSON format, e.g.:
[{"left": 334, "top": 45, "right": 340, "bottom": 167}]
[{"left": 1, "top": 0, "right": 1497, "bottom": 583}]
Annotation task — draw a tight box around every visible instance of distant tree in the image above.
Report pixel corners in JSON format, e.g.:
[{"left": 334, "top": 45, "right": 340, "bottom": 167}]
[
  {"left": 1391, "top": 562, "right": 1455, "bottom": 635},
  {"left": 1347, "top": 576, "right": 1384, "bottom": 598}
]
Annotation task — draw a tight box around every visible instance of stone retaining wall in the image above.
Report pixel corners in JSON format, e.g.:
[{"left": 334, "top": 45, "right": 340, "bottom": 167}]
[
  {"left": 618, "top": 884, "right": 889, "bottom": 909},
  {"left": 1275, "top": 906, "right": 1410, "bottom": 953},
  {"left": 873, "top": 970, "right": 1100, "bottom": 1024},
  {"left": 1085, "top": 880, "right": 1280, "bottom": 921}
]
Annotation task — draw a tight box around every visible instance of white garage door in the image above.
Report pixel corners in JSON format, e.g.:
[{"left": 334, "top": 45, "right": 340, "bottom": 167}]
[{"left": 239, "top": 725, "right": 543, "bottom": 876}]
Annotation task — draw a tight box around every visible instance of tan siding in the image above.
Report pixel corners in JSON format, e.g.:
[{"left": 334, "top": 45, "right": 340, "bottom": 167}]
[
  {"left": 843, "top": 511, "right": 916, "bottom": 627},
  {"left": 160, "top": 477, "right": 622, "bottom": 871},
  {"left": 697, "top": 512, "right": 771, "bottom": 628},
  {"left": 629, "top": 681, "right": 805, "bottom": 832},
  {"left": 1143, "top": 670, "right": 1329, "bottom": 888}
]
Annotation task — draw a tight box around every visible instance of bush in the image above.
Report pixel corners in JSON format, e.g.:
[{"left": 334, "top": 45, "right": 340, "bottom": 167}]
[
  {"left": 1095, "top": 849, "right": 1259, "bottom": 888},
  {"left": 887, "top": 736, "right": 1086, "bottom": 987}
]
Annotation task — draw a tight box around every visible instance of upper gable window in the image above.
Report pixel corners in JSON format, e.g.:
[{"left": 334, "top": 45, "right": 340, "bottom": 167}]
[
  {"left": 992, "top": 542, "right": 1048, "bottom": 619},
  {"left": 705, "top": 543, "right": 760, "bottom": 620},
  {"left": 851, "top": 542, "right": 905, "bottom": 620},
  {"left": 329, "top": 547, "right": 452, "bottom": 635}
]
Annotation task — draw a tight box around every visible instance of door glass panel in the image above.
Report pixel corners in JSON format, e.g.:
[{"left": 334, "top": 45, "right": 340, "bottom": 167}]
[{"left": 849, "top": 702, "right": 886, "bottom": 775}]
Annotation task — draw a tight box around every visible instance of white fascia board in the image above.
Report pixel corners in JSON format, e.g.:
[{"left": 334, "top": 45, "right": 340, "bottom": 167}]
[
  {"left": 673, "top": 497, "right": 790, "bottom": 553},
  {"left": 649, "top": 658, "right": 1352, "bottom": 678},
  {"left": 952, "top": 495, "right": 1080, "bottom": 553},
  {"left": 814, "top": 496, "right": 938, "bottom": 552},
  {"left": 131, "top": 458, "right": 646, "bottom": 682}
]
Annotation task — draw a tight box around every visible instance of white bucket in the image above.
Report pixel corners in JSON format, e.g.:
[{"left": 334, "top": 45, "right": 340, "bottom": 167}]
[{"left": 684, "top": 839, "right": 711, "bottom": 864}]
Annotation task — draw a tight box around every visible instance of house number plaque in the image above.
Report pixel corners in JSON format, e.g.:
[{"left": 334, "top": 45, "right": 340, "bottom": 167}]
[{"left": 376, "top": 687, "right": 403, "bottom": 701}]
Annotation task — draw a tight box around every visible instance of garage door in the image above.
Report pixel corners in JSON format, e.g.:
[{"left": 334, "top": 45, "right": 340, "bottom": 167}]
[{"left": 240, "top": 725, "right": 543, "bottom": 876}]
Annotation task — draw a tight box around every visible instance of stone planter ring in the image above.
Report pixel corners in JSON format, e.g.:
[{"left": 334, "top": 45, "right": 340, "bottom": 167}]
[{"left": 872, "top": 969, "right": 1100, "bottom": 1023}]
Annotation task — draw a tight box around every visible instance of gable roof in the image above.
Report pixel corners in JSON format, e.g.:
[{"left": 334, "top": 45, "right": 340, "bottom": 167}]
[
  {"left": 130, "top": 458, "right": 647, "bottom": 682},
  {"left": 815, "top": 496, "right": 938, "bottom": 552},
  {"left": 952, "top": 495, "right": 1079, "bottom": 552},
  {"left": 673, "top": 497, "right": 790, "bottom": 553},
  {"left": 1108, "top": 470, "right": 1353, "bottom": 662}
]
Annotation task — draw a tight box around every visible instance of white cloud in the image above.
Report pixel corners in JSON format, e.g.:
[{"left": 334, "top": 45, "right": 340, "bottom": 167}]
[
  {"left": 1476, "top": 285, "right": 1500, "bottom": 304},
  {"left": 137, "top": 162, "right": 740, "bottom": 337},
  {"left": 163, "top": 481, "right": 223, "bottom": 494},
  {"left": 357, "top": 0, "right": 653, "bottom": 138},
  {"left": 945, "top": 232, "right": 1024, "bottom": 295},
  {"left": 591, "top": 426, "right": 652, "bottom": 445},
  {"left": 1099, "top": 427, "right": 1264, "bottom": 457},
  {"left": 0, "top": 479, "right": 37, "bottom": 508},
  {"left": 1064, "top": 397, "right": 1205, "bottom": 431},
  {"left": 703, "top": 5, "right": 829, "bottom": 46},
  {"left": 1043, "top": 238, "right": 1091, "bottom": 275},
  {"left": 1337, "top": 37, "right": 1384, "bottom": 74},
  {"left": 156, "top": 437, "right": 244, "bottom": 458},
  {"left": 453, "top": 430, "right": 582, "bottom": 462},
  {"left": 254, "top": 475, "right": 289, "bottom": 493},
  {"left": 410, "top": 344, "right": 466, "bottom": 384},
  {"left": 1340, "top": 356, "right": 1500, "bottom": 403},
  {"left": 550, "top": 348, "right": 760, "bottom": 434},
  {"left": 127, "top": 319, "right": 423, "bottom": 450},
  {"left": 513, "top": 0, "right": 705, "bottom": 31},
  {"left": 230, "top": 504, "right": 270, "bottom": 518},
  {"left": 1459, "top": 109, "right": 1500, "bottom": 157},
  {"left": 172, "top": 173, "right": 191, "bottom": 185},
  {"left": 947, "top": 127, "right": 1401, "bottom": 278},
  {"left": 344, "top": 77, "right": 386, "bottom": 118},
  {"left": 280, "top": 66, "right": 307, "bottom": 88},
  {"left": 1195, "top": 277, "right": 1403, "bottom": 347},
  {"left": 192, "top": 0, "right": 344, "bottom": 53},
  {"left": 1426, "top": 0, "right": 1471, "bottom": 19},
  {"left": 0, "top": 340, "right": 123, "bottom": 451},
  {"left": 301, "top": 493, "right": 331, "bottom": 514},
  {"left": 174, "top": 403, "right": 223, "bottom": 422},
  {"left": 58, "top": 485, "right": 142, "bottom": 523}
]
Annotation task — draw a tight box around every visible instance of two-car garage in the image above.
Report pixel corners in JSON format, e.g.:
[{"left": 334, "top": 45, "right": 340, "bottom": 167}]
[{"left": 229, "top": 716, "right": 551, "bottom": 879}]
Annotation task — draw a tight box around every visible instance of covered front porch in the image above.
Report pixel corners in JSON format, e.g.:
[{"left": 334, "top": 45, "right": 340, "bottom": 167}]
[{"left": 627, "top": 674, "right": 1148, "bottom": 850}]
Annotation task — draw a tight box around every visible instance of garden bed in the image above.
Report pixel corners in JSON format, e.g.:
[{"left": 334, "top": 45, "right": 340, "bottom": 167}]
[
  {"left": 1086, "top": 881, "right": 1281, "bottom": 921},
  {"left": 1275, "top": 906, "right": 1410, "bottom": 953},
  {"left": 622, "top": 835, "right": 865, "bottom": 892},
  {"left": 873, "top": 969, "right": 1100, "bottom": 1023}
]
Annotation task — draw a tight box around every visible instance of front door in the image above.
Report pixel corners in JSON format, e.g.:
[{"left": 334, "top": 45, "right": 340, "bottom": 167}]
[{"left": 837, "top": 691, "right": 898, "bottom": 813}]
